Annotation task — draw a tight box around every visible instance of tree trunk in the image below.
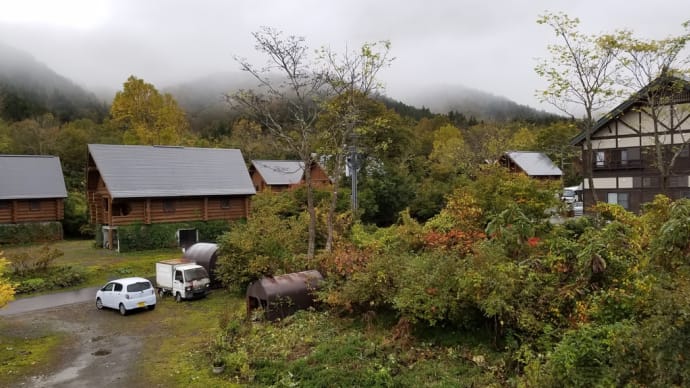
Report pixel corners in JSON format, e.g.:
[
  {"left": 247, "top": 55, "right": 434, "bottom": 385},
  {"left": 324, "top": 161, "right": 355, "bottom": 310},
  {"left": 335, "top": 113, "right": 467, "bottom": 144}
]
[
  {"left": 583, "top": 120, "right": 599, "bottom": 204},
  {"left": 325, "top": 153, "right": 344, "bottom": 252},
  {"left": 304, "top": 160, "right": 316, "bottom": 261}
]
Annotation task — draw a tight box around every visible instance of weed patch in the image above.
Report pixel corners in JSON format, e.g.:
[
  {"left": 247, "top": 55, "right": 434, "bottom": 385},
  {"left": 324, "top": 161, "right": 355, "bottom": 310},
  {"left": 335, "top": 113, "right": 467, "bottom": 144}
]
[{"left": 0, "top": 321, "right": 67, "bottom": 386}]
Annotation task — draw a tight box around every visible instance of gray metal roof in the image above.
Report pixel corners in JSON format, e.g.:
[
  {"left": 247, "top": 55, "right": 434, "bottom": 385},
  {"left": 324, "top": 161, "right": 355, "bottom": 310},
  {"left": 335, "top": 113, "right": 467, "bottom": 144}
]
[
  {"left": 0, "top": 155, "right": 68, "bottom": 200},
  {"left": 505, "top": 151, "right": 563, "bottom": 177},
  {"left": 88, "top": 144, "right": 256, "bottom": 199},
  {"left": 251, "top": 160, "right": 305, "bottom": 185}
]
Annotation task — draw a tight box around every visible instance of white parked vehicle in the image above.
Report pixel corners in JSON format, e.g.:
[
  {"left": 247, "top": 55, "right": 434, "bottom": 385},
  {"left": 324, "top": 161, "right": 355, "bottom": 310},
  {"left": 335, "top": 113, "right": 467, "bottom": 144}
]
[
  {"left": 96, "top": 277, "right": 156, "bottom": 316},
  {"left": 155, "top": 259, "right": 210, "bottom": 302}
]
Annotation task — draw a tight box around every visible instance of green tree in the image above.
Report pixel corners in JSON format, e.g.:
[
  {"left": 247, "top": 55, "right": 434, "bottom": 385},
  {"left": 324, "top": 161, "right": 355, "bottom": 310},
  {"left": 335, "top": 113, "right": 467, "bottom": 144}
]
[
  {"left": 0, "top": 118, "right": 10, "bottom": 153},
  {"left": 230, "top": 28, "right": 395, "bottom": 258},
  {"left": 508, "top": 127, "right": 537, "bottom": 151},
  {"left": 110, "top": 75, "right": 191, "bottom": 145},
  {"left": 428, "top": 124, "right": 469, "bottom": 176},
  {"left": 318, "top": 41, "right": 393, "bottom": 249},
  {"left": 54, "top": 119, "right": 100, "bottom": 190},
  {"left": 535, "top": 120, "right": 581, "bottom": 185},
  {"left": 229, "top": 27, "right": 325, "bottom": 260},
  {"left": 536, "top": 12, "right": 621, "bottom": 202},
  {"left": 8, "top": 113, "right": 59, "bottom": 155}
]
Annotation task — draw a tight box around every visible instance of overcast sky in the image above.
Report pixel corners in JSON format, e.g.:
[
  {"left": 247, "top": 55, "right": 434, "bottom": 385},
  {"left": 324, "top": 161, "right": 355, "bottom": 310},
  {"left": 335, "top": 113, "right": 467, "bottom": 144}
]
[{"left": 0, "top": 0, "right": 688, "bottom": 112}]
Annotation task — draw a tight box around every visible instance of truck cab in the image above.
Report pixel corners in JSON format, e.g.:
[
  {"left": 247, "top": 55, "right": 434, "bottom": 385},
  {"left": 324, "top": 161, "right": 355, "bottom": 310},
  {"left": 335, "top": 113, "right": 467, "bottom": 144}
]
[{"left": 156, "top": 259, "right": 211, "bottom": 302}]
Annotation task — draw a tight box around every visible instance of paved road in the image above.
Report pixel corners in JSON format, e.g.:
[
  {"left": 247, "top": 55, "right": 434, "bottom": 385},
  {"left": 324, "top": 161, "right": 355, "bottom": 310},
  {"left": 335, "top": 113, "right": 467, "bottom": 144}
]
[{"left": 0, "top": 286, "right": 100, "bottom": 316}]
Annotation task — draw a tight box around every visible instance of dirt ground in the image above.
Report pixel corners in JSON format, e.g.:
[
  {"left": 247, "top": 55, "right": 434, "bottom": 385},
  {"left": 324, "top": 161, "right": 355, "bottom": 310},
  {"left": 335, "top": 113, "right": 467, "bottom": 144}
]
[{"left": 4, "top": 301, "right": 163, "bottom": 388}]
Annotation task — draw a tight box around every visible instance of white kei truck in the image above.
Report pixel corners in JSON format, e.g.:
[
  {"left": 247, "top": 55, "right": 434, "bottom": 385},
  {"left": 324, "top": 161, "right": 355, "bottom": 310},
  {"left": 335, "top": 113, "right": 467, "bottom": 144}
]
[{"left": 155, "top": 259, "right": 211, "bottom": 302}]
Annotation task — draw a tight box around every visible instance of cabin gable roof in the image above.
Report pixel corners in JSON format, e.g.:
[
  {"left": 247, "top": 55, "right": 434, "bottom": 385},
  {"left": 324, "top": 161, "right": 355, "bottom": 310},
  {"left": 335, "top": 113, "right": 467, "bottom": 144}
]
[
  {"left": 250, "top": 160, "right": 306, "bottom": 185},
  {"left": 0, "top": 155, "right": 67, "bottom": 200},
  {"left": 88, "top": 144, "right": 256, "bottom": 199},
  {"left": 503, "top": 151, "right": 563, "bottom": 177}
]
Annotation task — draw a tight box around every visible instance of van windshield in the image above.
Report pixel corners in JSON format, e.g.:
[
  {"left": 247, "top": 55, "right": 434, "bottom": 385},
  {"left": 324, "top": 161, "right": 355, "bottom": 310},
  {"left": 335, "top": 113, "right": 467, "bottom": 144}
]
[{"left": 184, "top": 267, "right": 208, "bottom": 281}]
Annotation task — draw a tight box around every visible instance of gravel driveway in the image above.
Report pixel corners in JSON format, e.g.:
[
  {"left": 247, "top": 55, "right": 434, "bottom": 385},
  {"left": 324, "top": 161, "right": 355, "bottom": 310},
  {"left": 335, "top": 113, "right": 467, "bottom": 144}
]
[{"left": 3, "top": 298, "right": 159, "bottom": 387}]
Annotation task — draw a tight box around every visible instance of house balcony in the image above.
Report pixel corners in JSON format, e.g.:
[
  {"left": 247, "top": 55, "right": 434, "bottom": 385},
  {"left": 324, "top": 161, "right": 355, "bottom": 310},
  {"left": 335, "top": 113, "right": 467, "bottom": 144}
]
[{"left": 593, "top": 160, "right": 643, "bottom": 170}]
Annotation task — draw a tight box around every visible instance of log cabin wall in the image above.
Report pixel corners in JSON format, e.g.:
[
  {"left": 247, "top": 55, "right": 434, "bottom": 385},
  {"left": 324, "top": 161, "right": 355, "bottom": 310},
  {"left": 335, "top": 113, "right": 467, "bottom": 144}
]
[
  {"left": 309, "top": 164, "right": 331, "bottom": 187},
  {"left": 102, "top": 196, "right": 250, "bottom": 227},
  {"left": 0, "top": 198, "right": 63, "bottom": 224},
  {"left": 251, "top": 170, "right": 265, "bottom": 192}
]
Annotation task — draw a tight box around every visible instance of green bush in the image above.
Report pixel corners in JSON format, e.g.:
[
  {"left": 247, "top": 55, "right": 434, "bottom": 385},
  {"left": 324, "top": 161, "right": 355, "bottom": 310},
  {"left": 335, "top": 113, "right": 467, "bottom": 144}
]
[
  {"left": 11, "top": 265, "right": 86, "bottom": 294},
  {"left": 0, "top": 222, "right": 63, "bottom": 245},
  {"left": 63, "top": 191, "right": 90, "bottom": 238},
  {"left": 115, "top": 220, "right": 230, "bottom": 252},
  {"left": 215, "top": 196, "right": 308, "bottom": 291},
  {"left": 7, "top": 246, "right": 63, "bottom": 276}
]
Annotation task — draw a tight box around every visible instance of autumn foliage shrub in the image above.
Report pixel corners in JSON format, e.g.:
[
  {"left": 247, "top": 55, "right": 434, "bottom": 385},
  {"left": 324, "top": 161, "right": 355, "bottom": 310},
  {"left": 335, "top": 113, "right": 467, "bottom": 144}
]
[{"left": 215, "top": 192, "right": 309, "bottom": 292}]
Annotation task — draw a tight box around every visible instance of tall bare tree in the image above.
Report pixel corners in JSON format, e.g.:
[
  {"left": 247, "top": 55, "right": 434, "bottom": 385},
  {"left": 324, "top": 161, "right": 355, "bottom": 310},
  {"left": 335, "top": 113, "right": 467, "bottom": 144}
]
[
  {"left": 317, "top": 41, "right": 393, "bottom": 251},
  {"left": 228, "top": 27, "right": 326, "bottom": 260},
  {"left": 601, "top": 24, "right": 690, "bottom": 193},
  {"left": 535, "top": 12, "right": 621, "bottom": 202}
]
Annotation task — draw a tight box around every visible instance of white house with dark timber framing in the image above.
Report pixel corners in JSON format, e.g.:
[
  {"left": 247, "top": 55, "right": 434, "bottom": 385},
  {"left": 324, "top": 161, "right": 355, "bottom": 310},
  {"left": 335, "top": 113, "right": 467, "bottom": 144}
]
[{"left": 571, "top": 74, "right": 690, "bottom": 212}]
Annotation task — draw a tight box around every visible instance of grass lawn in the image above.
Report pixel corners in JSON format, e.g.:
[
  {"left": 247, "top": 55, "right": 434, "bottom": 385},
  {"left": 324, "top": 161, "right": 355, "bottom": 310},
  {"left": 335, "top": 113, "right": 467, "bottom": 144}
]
[{"left": 2, "top": 240, "right": 182, "bottom": 295}]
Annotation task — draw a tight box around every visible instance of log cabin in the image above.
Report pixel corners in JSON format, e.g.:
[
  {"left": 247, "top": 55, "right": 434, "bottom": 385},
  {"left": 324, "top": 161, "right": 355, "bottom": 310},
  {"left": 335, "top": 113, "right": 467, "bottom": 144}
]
[
  {"left": 87, "top": 144, "right": 256, "bottom": 250},
  {"left": 499, "top": 151, "right": 563, "bottom": 180},
  {"left": 249, "top": 160, "right": 331, "bottom": 192},
  {"left": 0, "top": 155, "right": 67, "bottom": 242}
]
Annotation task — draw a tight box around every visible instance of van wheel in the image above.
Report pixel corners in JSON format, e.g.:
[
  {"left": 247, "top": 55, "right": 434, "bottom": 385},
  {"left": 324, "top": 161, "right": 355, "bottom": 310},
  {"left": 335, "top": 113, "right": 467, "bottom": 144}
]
[
  {"left": 175, "top": 293, "right": 182, "bottom": 303},
  {"left": 158, "top": 288, "right": 165, "bottom": 298},
  {"left": 119, "top": 303, "right": 127, "bottom": 316}
]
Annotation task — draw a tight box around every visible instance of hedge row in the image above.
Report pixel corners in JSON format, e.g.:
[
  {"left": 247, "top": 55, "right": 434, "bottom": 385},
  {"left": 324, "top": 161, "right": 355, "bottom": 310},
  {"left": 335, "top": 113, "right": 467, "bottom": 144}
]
[
  {"left": 0, "top": 222, "right": 63, "bottom": 245},
  {"left": 100, "top": 220, "right": 232, "bottom": 252}
]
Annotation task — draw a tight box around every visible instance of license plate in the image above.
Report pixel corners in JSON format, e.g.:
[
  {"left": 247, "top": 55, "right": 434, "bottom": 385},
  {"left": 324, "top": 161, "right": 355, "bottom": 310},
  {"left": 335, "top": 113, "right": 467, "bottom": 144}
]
[{"left": 137, "top": 302, "right": 146, "bottom": 307}]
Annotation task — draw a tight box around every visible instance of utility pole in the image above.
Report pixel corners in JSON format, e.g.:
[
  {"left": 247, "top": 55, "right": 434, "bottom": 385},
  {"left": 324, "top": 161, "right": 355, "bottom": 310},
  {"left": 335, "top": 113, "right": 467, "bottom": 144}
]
[{"left": 346, "top": 135, "right": 361, "bottom": 212}]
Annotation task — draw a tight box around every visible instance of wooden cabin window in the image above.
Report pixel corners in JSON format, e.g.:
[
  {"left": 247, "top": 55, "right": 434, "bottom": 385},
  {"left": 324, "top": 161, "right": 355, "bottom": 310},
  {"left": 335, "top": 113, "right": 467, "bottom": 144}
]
[
  {"left": 112, "top": 202, "right": 131, "bottom": 216},
  {"left": 29, "top": 200, "right": 41, "bottom": 211},
  {"left": 163, "top": 200, "right": 176, "bottom": 213},
  {"left": 220, "top": 199, "right": 231, "bottom": 209},
  {"left": 0, "top": 201, "right": 9, "bottom": 209}
]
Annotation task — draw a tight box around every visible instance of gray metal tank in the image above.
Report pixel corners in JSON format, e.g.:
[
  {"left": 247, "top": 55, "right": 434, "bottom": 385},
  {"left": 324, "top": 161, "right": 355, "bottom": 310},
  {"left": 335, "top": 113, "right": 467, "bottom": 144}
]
[{"left": 183, "top": 242, "right": 220, "bottom": 287}]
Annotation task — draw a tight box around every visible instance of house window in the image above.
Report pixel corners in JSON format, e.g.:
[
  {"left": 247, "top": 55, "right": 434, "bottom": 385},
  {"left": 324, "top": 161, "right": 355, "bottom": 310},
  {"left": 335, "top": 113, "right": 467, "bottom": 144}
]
[
  {"left": 669, "top": 176, "right": 689, "bottom": 188},
  {"left": 112, "top": 202, "right": 131, "bottom": 216},
  {"left": 0, "top": 201, "right": 9, "bottom": 210},
  {"left": 620, "top": 149, "right": 628, "bottom": 166},
  {"left": 29, "top": 200, "right": 41, "bottom": 211},
  {"left": 596, "top": 151, "right": 606, "bottom": 167},
  {"left": 163, "top": 200, "right": 176, "bottom": 213},
  {"left": 607, "top": 192, "right": 629, "bottom": 209},
  {"left": 220, "top": 199, "right": 231, "bottom": 209},
  {"left": 633, "top": 176, "right": 659, "bottom": 188},
  {"left": 680, "top": 147, "right": 689, "bottom": 158},
  {"left": 621, "top": 147, "right": 641, "bottom": 166}
]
